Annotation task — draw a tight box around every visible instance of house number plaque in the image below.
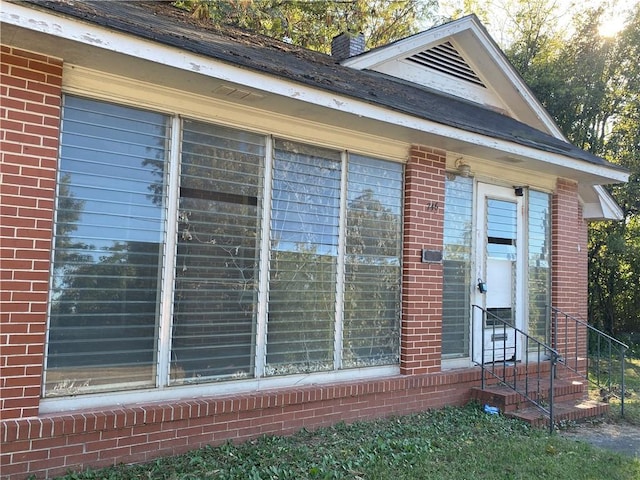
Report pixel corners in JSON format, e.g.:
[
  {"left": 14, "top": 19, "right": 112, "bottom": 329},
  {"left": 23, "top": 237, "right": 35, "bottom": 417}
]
[{"left": 421, "top": 249, "right": 443, "bottom": 263}]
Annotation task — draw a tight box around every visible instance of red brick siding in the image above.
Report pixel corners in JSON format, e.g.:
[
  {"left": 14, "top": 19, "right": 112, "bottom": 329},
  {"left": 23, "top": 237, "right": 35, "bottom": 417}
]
[
  {"left": 1, "top": 46, "right": 62, "bottom": 420},
  {"left": 551, "top": 179, "right": 588, "bottom": 363},
  {"left": 1, "top": 370, "right": 482, "bottom": 479},
  {"left": 401, "top": 146, "right": 446, "bottom": 374},
  {"left": 0, "top": 41, "right": 589, "bottom": 480}
]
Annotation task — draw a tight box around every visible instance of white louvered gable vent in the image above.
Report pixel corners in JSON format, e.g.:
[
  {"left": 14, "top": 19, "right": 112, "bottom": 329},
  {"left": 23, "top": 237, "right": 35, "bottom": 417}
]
[{"left": 407, "top": 41, "right": 486, "bottom": 87}]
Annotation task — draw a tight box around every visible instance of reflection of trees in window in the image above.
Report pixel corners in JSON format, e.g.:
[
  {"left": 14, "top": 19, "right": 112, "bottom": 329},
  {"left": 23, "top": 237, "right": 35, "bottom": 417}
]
[
  {"left": 442, "top": 176, "right": 473, "bottom": 358},
  {"left": 266, "top": 140, "right": 341, "bottom": 375},
  {"left": 45, "top": 96, "right": 168, "bottom": 397},
  {"left": 46, "top": 97, "right": 406, "bottom": 396},
  {"left": 170, "top": 120, "right": 264, "bottom": 383},
  {"left": 343, "top": 156, "right": 403, "bottom": 368},
  {"left": 528, "top": 191, "right": 551, "bottom": 345},
  {"left": 266, "top": 148, "right": 403, "bottom": 374}
]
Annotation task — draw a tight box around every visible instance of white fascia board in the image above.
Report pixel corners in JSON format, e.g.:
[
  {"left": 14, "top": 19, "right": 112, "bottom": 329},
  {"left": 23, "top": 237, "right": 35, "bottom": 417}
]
[
  {"left": 579, "top": 184, "right": 624, "bottom": 220},
  {"left": 2, "top": 3, "right": 627, "bottom": 184}
]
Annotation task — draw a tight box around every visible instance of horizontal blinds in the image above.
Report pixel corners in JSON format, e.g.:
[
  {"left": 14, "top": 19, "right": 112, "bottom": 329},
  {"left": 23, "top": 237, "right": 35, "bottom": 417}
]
[
  {"left": 343, "top": 155, "right": 402, "bottom": 368},
  {"left": 45, "top": 95, "right": 168, "bottom": 397},
  {"left": 442, "top": 176, "right": 473, "bottom": 357},
  {"left": 171, "top": 120, "right": 264, "bottom": 384},
  {"left": 266, "top": 140, "right": 341, "bottom": 375},
  {"left": 528, "top": 190, "right": 551, "bottom": 345}
]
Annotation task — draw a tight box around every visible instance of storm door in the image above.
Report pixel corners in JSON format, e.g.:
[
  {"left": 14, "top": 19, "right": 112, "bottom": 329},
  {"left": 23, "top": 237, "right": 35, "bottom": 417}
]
[{"left": 473, "top": 184, "right": 525, "bottom": 363}]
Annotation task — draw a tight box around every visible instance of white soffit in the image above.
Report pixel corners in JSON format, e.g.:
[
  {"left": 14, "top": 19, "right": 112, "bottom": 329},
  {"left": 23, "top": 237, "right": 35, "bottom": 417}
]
[{"left": 581, "top": 185, "right": 624, "bottom": 221}]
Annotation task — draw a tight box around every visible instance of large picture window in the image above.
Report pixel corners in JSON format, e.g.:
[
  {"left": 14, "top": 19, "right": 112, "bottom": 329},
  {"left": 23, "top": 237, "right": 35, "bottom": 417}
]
[{"left": 45, "top": 96, "right": 403, "bottom": 398}]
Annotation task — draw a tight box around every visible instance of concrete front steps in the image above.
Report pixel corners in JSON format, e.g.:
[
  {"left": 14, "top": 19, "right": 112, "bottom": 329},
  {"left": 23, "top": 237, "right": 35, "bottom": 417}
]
[{"left": 470, "top": 378, "right": 610, "bottom": 428}]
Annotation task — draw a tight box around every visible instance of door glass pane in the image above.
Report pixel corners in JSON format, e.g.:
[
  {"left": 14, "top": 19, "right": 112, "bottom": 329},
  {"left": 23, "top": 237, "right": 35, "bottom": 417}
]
[
  {"left": 528, "top": 191, "right": 551, "bottom": 344},
  {"left": 266, "top": 140, "right": 341, "bottom": 375},
  {"left": 486, "top": 199, "right": 517, "bottom": 259},
  {"left": 171, "top": 120, "right": 264, "bottom": 383},
  {"left": 45, "top": 96, "right": 168, "bottom": 397},
  {"left": 442, "top": 176, "right": 473, "bottom": 357},
  {"left": 343, "top": 155, "right": 402, "bottom": 368},
  {"left": 485, "top": 199, "right": 517, "bottom": 327}
]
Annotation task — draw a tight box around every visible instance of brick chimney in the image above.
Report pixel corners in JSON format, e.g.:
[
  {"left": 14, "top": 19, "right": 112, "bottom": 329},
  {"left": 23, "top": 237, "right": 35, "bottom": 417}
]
[{"left": 331, "top": 32, "right": 365, "bottom": 60}]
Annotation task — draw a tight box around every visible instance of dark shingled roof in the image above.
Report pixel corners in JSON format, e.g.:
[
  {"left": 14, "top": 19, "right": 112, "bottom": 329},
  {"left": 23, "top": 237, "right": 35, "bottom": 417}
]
[{"left": 25, "top": 0, "right": 624, "bottom": 172}]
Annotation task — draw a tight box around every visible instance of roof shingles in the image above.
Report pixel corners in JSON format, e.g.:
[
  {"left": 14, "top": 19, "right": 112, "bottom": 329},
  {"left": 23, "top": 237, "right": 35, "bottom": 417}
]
[{"left": 26, "top": 0, "right": 622, "bottom": 171}]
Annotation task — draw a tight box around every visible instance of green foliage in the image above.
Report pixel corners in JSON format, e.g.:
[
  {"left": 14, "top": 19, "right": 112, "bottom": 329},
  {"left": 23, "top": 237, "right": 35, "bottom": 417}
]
[
  {"left": 51, "top": 404, "right": 640, "bottom": 479},
  {"left": 438, "top": 2, "right": 640, "bottom": 340},
  {"left": 494, "top": 2, "right": 640, "bottom": 338},
  {"left": 585, "top": 6, "right": 640, "bottom": 337},
  {"left": 173, "top": 0, "right": 437, "bottom": 52},
  {"left": 590, "top": 356, "right": 640, "bottom": 425}
]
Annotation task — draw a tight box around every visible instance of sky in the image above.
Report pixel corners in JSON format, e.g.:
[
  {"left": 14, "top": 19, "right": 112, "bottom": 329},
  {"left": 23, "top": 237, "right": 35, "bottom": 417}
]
[
  {"left": 436, "top": 0, "right": 638, "bottom": 43},
  {"left": 594, "top": 0, "right": 639, "bottom": 36}
]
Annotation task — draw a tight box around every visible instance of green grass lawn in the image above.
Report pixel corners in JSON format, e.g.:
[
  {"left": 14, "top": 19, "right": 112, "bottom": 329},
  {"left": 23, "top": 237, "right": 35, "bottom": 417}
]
[
  {"left": 51, "top": 402, "right": 640, "bottom": 480},
  {"left": 602, "top": 355, "right": 640, "bottom": 425}
]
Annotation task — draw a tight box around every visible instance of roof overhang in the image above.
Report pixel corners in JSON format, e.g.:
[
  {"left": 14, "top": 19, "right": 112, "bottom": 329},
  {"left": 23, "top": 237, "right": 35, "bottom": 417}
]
[
  {"left": 1, "top": 2, "right": 629, "bottom": 220},
  {"left": 580, "top": 185, "right": 624, "bottom": 221}
]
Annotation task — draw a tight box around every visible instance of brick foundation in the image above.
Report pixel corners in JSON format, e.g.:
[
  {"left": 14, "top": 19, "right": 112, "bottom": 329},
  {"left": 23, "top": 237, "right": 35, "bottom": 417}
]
[{"left": 1, "top": 370, "right": 480, "bottom": 479}]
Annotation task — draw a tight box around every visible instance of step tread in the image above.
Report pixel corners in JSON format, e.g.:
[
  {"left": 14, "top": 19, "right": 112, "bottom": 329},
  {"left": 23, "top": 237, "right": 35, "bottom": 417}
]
[
  {"left": 471, "top": 379, "right": 587, "bottom": 410},
  {"left": 505, "top": 399, "right": 610, "bottom": 426}
]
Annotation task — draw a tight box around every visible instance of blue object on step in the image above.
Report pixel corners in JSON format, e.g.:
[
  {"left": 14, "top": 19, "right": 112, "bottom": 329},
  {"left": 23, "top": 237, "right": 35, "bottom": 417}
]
[{"left": 483, "top": 404, "right": 499, "bottom": 415}]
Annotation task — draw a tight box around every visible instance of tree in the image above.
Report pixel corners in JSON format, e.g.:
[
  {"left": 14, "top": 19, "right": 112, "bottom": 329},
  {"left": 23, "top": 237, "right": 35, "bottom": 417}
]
[
  {"left": 173, "top": 0, "right": 437, "bottom": 52},
  {"left": 508, "top": 4, "right": 640, "bottom": 337},
  {"left": 587, "top": 5, "right": 640, "bottom": 337},
  {"left": 434, "top": 0, "right": 640, "bottom": 339}
]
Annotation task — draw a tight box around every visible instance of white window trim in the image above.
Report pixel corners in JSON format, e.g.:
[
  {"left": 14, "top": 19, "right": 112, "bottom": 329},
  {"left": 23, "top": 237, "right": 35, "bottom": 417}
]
[
  {"left": 39, "top": 366, "right": 399, "bottom": 414},
  {"left": 156, "top": 116, "right": 183, "bottom": 388},
  {"left": 41, "top": 101, "right": 403, "bottom": 413},
  {"left": 333, "top": 151, "right": 349, "bottom": 370},
  {"left": 254, "top": 136, "right": 274, "bottom": 378}
]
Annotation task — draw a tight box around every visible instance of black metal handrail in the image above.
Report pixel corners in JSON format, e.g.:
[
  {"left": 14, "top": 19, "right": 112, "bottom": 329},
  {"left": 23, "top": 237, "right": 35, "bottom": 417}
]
[
  {"left": 551, "top": 307, "right": 629, "bottom": 416},
  {"left": 472, "top": 305, "right": 560, "bottom": 433}
]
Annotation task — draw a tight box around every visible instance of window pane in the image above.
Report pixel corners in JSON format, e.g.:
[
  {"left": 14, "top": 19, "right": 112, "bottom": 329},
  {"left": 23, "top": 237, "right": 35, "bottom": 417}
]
[
  {"left": 442, "top": 175, "right": 473, "bottom": 357},
  {"left": 266, "top": 140, "right": 341, "bottom": 375},
  {"left": 171, "top": 120, "right": 264, "bottom": 383},
  {"left": 486, "top": 199, "right": 517, "bottom": 259},
  {"left": 45, "top": 96, "right": 168, "bottom": 397},
  {"left": 528, "top": 190, "right": 551, "bottom": 344},
  {"left": 343, "top": 155, "right": 402, "bottom": 368}
]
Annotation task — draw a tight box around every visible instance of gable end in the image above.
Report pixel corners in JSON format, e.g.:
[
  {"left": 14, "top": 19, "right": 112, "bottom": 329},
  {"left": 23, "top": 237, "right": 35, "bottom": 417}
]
[{"left": 406, "top": 41, "right": 485, "bottom": 88}]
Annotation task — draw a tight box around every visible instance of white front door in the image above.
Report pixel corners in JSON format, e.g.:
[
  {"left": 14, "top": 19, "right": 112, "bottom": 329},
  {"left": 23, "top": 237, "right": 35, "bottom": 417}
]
[{"left": 473, "top": 183, "right": 525, "bottom": 364}]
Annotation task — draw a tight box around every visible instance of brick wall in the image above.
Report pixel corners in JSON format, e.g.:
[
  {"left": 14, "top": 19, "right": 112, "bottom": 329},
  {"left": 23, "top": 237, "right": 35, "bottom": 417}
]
[
  {"left": 552, "top": 179, "right": 587, "bottom": 314},
  {"left": 0, "top": 369, "right": 482, "bottom": 479},
  {"left": 0, "top": 42, "right": 592, "bottom": 479},
  {"left": 551, "top": 178, "right": 588, "bottom": 363},
  {"left": 0, "top": 46, "right": 62, "bottom": 420},
  {"left": 401, "top": 146, "right": 446, "bottom": 374}
]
